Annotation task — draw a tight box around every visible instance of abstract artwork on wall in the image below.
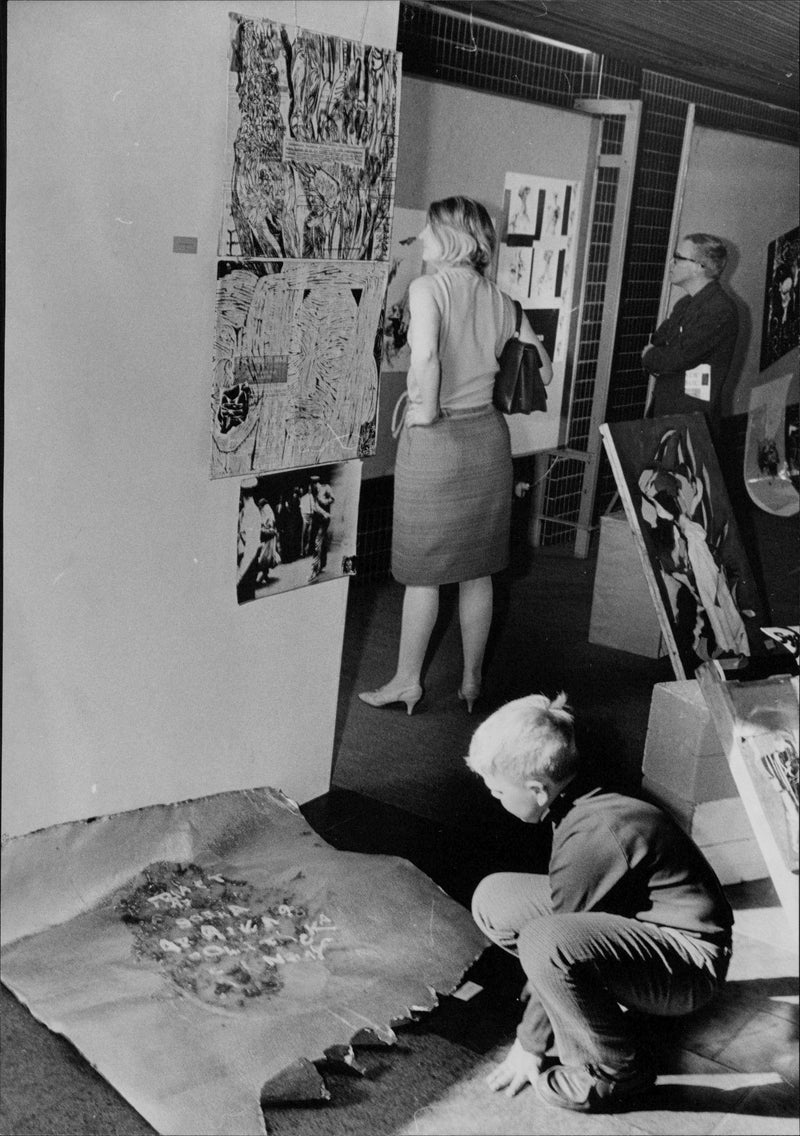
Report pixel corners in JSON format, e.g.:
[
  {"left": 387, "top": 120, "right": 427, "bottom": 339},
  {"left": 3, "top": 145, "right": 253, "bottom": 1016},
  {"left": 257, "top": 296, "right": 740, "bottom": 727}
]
[
  {"left": 496, "top": 172, "right": 581, "bottom": 456},
  {"left": 381, "top": 207, "right": 427, "bottom": 373},
  {"left": 1, "top": 788, "right": 486, "bottom": 1136},
  {"left": 600, "top": 414, "right": 765, "bottom": 680},
  {"left": 211, "top": 259, "right": 387, "bottom": 477},
  {"left": 237, "top": 461, "right": 360, "bottom": 603},
  {"left": 496, "top": 172, "right": 579, "bottom": 364},
  {"left": 220, "top": 14, "right": 401, "bottom": 262},
  {"left": 759, "top": 225, "right": 799, "bottom": 371}
]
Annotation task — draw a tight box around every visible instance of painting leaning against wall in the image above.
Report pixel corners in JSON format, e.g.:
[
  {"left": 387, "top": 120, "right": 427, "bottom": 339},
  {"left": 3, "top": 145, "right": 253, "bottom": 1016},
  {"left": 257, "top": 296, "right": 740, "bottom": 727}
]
[{"left": 600, "top": 414, "right": 766, "bottom": 680}]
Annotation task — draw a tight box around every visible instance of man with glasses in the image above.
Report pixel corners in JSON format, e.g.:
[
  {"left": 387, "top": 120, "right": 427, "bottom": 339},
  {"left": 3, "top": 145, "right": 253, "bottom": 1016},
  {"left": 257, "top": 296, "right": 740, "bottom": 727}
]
[{"left": 641, "top": 234, "right": 739, "bottom": 444}]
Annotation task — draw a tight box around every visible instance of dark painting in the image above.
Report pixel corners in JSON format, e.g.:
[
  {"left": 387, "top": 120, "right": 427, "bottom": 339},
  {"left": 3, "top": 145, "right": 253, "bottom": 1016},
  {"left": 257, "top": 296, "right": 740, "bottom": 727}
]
[
  {"left": 760, "top": 225, "right": 800, "bottom": 371},
  {"left": 601, "top": 414, "right": 765, "bottom": 679}
]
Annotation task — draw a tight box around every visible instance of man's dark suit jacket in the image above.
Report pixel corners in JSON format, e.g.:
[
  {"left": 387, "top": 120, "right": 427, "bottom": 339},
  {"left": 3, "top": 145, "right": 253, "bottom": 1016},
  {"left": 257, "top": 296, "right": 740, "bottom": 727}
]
[{"left": 642, "top": 280, "right": 739, "bottom": 439}]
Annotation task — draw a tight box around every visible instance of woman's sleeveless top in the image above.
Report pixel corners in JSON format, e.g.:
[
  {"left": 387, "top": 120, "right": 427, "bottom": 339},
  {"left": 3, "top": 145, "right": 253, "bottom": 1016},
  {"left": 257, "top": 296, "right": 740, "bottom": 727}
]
[{"left": 408, "top": 265, "right": 516, "bottom": 411}]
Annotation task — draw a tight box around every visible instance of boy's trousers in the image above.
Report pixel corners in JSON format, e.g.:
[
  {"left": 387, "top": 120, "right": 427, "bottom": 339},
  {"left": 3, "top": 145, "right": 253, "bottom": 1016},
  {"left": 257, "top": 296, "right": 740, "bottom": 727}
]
[{"left": 472, "top": 872, "right": 731, "bottom": 1071}]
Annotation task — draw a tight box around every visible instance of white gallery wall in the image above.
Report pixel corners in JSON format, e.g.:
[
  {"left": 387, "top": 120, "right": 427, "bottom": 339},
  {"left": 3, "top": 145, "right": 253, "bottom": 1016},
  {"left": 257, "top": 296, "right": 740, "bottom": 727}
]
[{"left": 3, "top": 0, "right": 399, "bottom": 837}]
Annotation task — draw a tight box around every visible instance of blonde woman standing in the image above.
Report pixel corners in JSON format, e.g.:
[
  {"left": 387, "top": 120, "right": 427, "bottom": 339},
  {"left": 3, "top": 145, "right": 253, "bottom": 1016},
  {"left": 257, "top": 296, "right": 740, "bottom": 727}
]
[{"left": 359, "top": 196, "right": 552, "bottom": 716}]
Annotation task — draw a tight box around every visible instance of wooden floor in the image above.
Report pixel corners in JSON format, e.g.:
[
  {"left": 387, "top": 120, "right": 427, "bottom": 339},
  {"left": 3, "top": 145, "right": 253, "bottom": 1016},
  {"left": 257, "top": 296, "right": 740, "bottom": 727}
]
[{"left": 1, "top": 511, "right": 798, "bottom": 1135}]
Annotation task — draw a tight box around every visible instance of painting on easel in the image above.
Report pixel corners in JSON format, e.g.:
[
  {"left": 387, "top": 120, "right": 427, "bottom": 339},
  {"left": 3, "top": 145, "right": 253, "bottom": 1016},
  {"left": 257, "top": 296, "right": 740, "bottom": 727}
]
[{"left": 600, "top": 414, "right": 765, "bottom": 680}]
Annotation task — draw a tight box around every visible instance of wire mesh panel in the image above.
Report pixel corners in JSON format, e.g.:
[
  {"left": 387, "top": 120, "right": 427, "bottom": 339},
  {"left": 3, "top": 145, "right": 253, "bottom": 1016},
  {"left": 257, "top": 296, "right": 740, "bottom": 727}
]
[
  {"left": 397, "top": 2, "right": 587, "bottom": 106},
  {"left": 353, "top": 475, "right": 394, "bottom": 583}
]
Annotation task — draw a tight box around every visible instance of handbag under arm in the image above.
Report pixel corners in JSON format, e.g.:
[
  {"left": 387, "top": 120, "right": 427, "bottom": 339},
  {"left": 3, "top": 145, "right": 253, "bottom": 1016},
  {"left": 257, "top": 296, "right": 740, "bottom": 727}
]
[{"left": 493, "top": 300, "right": 548, "bottom": 416}]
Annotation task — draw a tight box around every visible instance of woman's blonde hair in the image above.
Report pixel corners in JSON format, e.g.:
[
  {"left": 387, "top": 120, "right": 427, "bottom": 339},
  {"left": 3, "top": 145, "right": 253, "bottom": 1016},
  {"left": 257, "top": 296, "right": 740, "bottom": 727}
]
[
  {"left": 465, "top": 692, "right": 579, "bottom": 784},
  {"left": 426, "top": 196, "right": 496, "bottom": 275}
]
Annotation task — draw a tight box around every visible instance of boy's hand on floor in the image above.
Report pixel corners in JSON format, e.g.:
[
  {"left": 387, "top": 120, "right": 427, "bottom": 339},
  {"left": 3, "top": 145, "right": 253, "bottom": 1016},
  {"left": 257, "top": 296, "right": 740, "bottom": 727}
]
[{"left": 486, "top": 1038, "right": 543, "bottom": 1096}]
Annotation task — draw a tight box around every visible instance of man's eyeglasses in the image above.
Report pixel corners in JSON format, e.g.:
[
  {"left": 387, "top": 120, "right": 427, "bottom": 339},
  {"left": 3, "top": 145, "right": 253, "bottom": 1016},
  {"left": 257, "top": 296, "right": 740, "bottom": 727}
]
[{"left": 672, "top": 252, "right": 704, "bottom": 265}]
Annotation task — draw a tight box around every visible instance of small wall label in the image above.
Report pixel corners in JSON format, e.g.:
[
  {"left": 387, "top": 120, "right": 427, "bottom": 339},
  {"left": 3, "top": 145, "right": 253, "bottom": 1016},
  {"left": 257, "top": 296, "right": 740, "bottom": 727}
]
[{"left": 173, "top": 236, "right": 198, "bottom": 254}]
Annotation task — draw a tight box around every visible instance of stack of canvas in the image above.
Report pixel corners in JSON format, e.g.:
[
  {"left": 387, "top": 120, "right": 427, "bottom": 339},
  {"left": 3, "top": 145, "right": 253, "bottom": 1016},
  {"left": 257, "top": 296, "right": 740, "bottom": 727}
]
[{"left": 642, "top": 680, "right": 768, "bottom": 884}]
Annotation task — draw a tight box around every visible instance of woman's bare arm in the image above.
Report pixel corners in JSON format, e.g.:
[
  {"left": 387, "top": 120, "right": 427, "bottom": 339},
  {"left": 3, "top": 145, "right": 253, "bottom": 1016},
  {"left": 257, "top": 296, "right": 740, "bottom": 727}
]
[{"left": 405, "top": 278, "right": 442, "bottom": 425}]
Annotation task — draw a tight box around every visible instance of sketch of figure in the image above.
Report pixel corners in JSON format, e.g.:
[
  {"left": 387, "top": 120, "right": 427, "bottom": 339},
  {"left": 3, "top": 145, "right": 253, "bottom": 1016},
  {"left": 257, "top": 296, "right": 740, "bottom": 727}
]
[
  {"left": 497, "top": 245, "right": 528, "bottom": 297},
  {"left": 509, "top": 184, "right": 533, "bottom": 234},
  {"left": 534, "top": 247, "right": 555, "bottom": 294},
  {"left": 549, "top": 194, "right": 561, "bottom": 236}
]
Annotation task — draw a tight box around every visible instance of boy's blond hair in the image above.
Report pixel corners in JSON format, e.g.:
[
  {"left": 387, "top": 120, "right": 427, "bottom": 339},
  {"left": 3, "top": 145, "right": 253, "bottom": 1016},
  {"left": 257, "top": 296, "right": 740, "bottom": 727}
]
[{"left": 465, "top": 692, "right": 579, "bottom": 784}]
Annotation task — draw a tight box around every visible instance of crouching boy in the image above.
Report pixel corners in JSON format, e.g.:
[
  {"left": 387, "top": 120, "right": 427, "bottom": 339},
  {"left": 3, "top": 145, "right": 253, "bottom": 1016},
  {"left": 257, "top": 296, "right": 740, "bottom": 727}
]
[{"left": 466, "top": 692, "right": 733, "bottom": 1113}]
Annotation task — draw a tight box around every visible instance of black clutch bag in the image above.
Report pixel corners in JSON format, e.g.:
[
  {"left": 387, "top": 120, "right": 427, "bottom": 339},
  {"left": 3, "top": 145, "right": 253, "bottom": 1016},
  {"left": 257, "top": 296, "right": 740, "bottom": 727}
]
[{"left": 493, "top": 300, "right": 548, "bottom": 415}]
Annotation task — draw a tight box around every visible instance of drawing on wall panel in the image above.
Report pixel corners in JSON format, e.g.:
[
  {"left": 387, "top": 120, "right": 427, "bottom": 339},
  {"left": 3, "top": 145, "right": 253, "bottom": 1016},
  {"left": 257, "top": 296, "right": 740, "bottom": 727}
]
[
  {"left": 496, "top": 172, "right": 581, "bottom": 456},
  {"left": 236, "top": 461, "right": 360, "bottom": 603},
  {"left": 496, "top": 172, "right": 579, "bottom": 365},
  {"left": 211, "top": 259, "right": 387, "bottom": 477},
  {"left": 221, "top": 13, "right": 401, "bottom": 261}
]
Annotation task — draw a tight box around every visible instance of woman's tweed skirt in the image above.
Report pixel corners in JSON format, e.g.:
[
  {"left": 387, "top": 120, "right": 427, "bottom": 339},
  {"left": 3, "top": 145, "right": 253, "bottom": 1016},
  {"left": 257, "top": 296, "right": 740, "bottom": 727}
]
[{"left": 392, "top": 405, "right": 513, "bottom": 586}]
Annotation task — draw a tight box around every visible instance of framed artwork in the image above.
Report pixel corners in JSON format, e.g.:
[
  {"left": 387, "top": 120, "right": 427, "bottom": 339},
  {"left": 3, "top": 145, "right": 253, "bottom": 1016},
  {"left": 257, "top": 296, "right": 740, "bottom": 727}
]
[
  {"left": 698, "top": 663, "right": 799, "bottom": 944},
  {"left": 600, "top": 414, "right": 765, "bottom": 680},
  {"left": 237, "top": 461, "right": 360, "bottom": 603},
  {"left": 220, "top": 14, "right": 401, "bottom": 261},
  {"left": 211, "top": 259, "right": 387, "bottom": 477},
  {"left": 759, "top": 224, "right": 799, "bottom": 371}
]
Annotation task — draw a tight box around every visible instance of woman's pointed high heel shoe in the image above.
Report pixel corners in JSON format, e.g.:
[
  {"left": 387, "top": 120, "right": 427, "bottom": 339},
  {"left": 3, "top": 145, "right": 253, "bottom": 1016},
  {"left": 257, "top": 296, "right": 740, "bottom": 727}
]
[
  {"left": 358, "top": 683, "right": 423, "bottom": 716},
  {"left": 458, "top": 682, "right": 482, "bottom": 714}
]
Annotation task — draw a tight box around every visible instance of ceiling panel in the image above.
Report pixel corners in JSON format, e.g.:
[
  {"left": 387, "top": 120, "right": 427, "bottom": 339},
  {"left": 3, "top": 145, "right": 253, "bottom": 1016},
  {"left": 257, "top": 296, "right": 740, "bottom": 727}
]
[{"left": 429, "top": 0, "right": 800, "bottom": 111}]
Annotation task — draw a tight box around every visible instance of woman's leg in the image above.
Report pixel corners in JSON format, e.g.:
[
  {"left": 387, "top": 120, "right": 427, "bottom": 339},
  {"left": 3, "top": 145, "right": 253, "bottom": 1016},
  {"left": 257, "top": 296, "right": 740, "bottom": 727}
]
[
  {"left": 395, "top": 584, "right": 439, "bottom": 685},
  {"left": 359, "top": 584, "right": 438, "bottom": 711},
  {"left": 458, "top": 575, "right": 493, "bottom": 691}
]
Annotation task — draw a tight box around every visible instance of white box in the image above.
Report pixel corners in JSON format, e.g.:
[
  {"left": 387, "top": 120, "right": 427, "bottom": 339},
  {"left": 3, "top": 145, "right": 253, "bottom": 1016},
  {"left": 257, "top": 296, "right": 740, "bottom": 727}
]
[
  {"left": 589, "top": 511, "right": 665, "bottom": 658},
  {"left": 642, "top": 776, "right": 769, "bottom": 885},
  {"left": 643, "top": 681, "right": 738, "bottom": 803}
]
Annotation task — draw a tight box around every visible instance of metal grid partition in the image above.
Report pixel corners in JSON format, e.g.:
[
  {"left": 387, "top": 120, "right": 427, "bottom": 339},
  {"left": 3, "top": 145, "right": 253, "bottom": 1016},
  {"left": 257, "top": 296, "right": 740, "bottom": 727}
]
[
  {"left": 354, "top": 2, "right": 800, "bottom": 580},
  {"left": 532, "top": 101, "right": 641, "bottom": 551},
  {"left": 354, "top": 475, "right": 394, "bottom": 582},
  {"left": 396, "top": 0, "right": 593, "bottom": 107}
]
